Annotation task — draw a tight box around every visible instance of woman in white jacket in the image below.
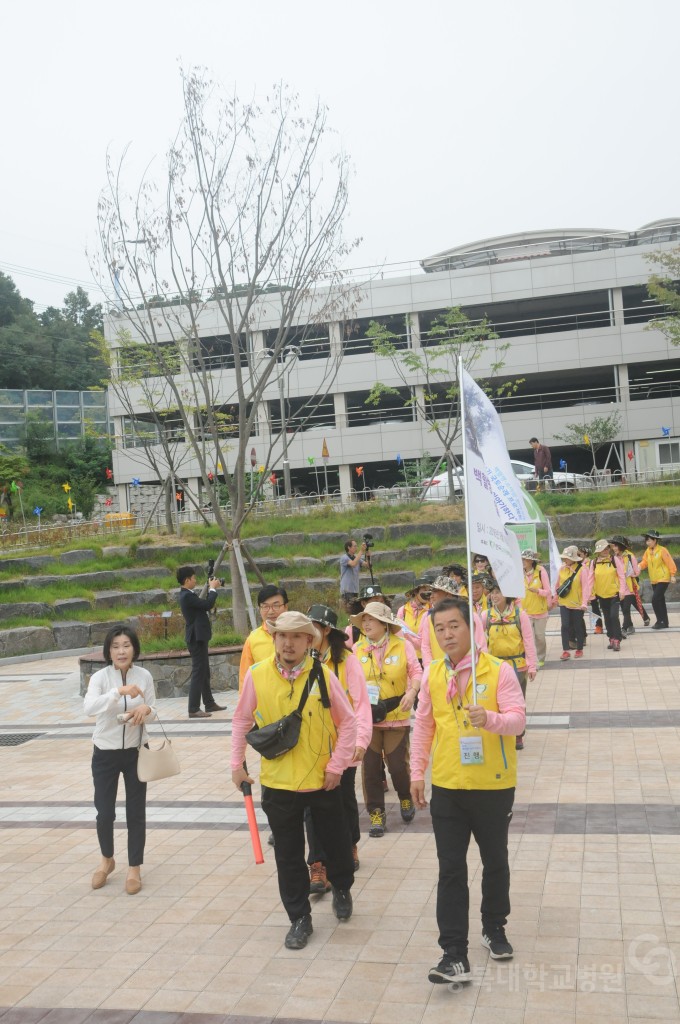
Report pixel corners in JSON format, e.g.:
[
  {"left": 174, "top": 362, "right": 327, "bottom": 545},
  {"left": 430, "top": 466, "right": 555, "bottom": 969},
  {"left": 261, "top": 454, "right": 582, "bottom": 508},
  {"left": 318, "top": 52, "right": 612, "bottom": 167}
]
[{"left": 84, "top": 626, "right": 156, "bottom": 895}]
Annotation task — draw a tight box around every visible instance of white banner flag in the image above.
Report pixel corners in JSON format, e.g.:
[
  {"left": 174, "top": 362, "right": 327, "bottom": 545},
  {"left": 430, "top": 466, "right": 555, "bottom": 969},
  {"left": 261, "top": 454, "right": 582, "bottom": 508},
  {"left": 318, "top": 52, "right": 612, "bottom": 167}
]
[{"left": 461, "top": 367, "right": 525, "bottom": 596}]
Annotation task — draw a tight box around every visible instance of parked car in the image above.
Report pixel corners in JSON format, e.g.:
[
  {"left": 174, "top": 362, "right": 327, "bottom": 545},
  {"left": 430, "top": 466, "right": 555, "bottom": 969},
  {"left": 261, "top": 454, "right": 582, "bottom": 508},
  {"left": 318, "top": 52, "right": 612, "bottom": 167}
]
[{"left": 422, "top": 459, "right": 592, "bottom": 501}]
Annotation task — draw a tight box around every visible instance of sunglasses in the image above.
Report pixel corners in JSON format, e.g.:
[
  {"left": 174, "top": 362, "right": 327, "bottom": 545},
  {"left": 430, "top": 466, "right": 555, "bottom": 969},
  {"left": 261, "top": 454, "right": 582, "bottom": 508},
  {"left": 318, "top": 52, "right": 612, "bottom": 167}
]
[{"left": 418, "top": 591, "right": 432, "bottom": 599}]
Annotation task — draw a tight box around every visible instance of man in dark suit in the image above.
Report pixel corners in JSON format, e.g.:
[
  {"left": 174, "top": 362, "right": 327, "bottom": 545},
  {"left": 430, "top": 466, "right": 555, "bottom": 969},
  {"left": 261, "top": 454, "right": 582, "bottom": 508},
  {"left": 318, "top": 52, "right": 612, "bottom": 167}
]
[{"left": 177, "top": 565, "right": 225, "bottom": 719}]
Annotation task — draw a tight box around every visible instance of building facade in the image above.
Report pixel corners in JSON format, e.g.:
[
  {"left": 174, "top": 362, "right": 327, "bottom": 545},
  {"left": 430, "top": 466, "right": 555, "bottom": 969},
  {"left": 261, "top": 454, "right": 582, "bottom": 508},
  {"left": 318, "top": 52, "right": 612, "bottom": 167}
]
[
  {"left": 0, "top": 389, "right": 110, "bottom": 450},
  {"left": 104, "top": 219, "right": 680, "bottom": 505}
]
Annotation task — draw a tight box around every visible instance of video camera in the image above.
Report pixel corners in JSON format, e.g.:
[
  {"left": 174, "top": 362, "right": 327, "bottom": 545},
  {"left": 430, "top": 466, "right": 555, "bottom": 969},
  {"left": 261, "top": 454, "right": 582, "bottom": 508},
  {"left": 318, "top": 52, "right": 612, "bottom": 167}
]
[
  {"left": 207, "top": 558, "right": 226, "bottom": 587},
  {"left": 363, "top": 533, "right": 374, "bottom": 551}
]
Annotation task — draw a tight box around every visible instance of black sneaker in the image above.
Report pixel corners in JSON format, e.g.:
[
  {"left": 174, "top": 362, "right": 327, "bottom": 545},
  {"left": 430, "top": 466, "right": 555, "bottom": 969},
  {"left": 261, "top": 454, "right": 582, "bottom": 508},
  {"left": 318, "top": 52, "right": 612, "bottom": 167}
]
[
  {"left": 643, "top": 617, "right": 651, "bottom": 626},
  {"left": 428, "top": 954, "right": 471, "bottom": 984},
  {"left": 267, "top": 832, "right": 275, "bottom": 847},
  {"left": 285, "top": 915, "right": 313, "bottom": 949},
  {"left": 481, "top": 927, "right": 514, "bottom": 959},
  {"left": 400, "top": 798, "right": 416, "bottom": 823},
  {"left": 331, "top": 887, "right": 353, "bottom": 921},
  {"left": 653, "top": 622, "right": 669, "bottom": 630},
  {"left": 369, "top": 809, "right": 386, "bottom": 837}
]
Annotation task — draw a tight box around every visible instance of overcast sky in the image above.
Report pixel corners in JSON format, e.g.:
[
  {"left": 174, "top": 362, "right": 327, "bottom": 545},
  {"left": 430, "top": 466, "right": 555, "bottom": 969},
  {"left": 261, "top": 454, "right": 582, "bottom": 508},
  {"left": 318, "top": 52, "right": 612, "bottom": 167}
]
[{"left": 2, "top": 0, "right": 678, "bottom": 312}]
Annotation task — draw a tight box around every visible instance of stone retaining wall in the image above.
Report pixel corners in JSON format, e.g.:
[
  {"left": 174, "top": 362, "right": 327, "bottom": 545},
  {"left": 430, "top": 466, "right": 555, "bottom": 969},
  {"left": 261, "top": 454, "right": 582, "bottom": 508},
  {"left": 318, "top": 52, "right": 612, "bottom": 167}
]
[{"left": 79, "top": 645, "right": 243, "bottom": 697}]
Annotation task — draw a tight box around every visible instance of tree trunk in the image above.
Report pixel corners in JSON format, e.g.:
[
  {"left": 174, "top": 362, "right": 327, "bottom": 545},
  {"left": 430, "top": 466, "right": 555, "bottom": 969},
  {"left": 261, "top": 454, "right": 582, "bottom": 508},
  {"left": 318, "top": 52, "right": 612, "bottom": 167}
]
[
  {"left": 164, "top": 478, "right": 174, "bottom": 532},
  {"left": 229, "top": 546, "right": 249, "bottom": 636},
  {"left": 446, "top": 450, "right": 457, "bottom": 505}
]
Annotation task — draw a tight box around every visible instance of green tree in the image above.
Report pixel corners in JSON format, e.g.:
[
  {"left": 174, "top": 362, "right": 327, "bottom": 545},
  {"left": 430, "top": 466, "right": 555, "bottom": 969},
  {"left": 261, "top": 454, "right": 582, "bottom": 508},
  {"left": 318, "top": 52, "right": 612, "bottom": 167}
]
[
  {"left": 554, "top": 411, "right": 622, "bottom": 471},
  {"left": 365, "top": 308, "right": 522, "bottom": 502},
  {"left": 645, "top": 247, "right": 680, "bottom": 347}
]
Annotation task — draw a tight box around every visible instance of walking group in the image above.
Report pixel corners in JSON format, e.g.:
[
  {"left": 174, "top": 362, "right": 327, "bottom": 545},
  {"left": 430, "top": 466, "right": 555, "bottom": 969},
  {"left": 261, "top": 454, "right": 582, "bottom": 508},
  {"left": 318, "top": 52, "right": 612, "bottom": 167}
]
[{"left": 82, "top": 527, "right": 674, "bottom": 989}]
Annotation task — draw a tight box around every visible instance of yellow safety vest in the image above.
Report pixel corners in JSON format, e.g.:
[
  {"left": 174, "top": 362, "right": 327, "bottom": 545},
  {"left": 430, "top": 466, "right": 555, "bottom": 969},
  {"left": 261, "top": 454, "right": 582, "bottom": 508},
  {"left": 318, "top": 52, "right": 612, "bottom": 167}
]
[
  {"left": 354, "top": 633, "right": 411, "bottom": 724},
  {"left": 593, "top": 560, "right": 619, "bottom": 599},
  {"left": 557, "top": 564, "right": 584, "bottom": 610},
  {"left": 250, "top": 655, "right": 337, "bottom": 791},
  {"left": 521, "top": 567, "right": 548, "bottom": 616},
  {"left": 428, "top": 653, "right": 517, "bottom": 790},
  {"left": 485, "top": 604, "right": 526, "bottom": 670},
  {"left": 248, "top": 624, "right": 275, "bottom": 665},
  {"left": 403, "top": 601, "right": 428, "bottom": 635}
]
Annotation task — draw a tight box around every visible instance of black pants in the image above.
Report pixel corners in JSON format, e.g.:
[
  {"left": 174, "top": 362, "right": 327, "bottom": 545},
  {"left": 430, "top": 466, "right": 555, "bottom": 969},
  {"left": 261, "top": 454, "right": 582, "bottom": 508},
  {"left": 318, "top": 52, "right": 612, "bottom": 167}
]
[
  {"left": 621, "top": 594, "right": 635, "bottom": 631},
  {"left": 92, "top": 746, "right": 147, "bottom": 866},
  {"left": 652, "top": 582, "right": 670, "bottom": 626},
  {"left": 597, "top": 595, "right": 622, "bottom": 641},
  {"left": 262, "top": 785, "right": 354, "bottom": 921},
  {"left": 305, "top": 767, "right": 360, "bottom": 863},
  {"left": 560, "top": 607, "right": 584, "bottom": 651},
  {"left": 431, "top": 786, "right": 514, "bottom": 957},
  {"left": 187, "top": 638, "right": 215, "bottom": 712}
]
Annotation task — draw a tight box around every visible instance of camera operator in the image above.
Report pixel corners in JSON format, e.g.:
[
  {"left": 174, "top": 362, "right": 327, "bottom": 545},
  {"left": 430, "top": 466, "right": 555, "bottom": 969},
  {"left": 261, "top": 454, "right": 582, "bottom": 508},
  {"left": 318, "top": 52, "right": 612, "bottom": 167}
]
[
  {"left": 176, "top": 564, "right": 225, "bottom": 719},
  {"left": 339, "top": 537, "right": 371, "bottom": 613}
]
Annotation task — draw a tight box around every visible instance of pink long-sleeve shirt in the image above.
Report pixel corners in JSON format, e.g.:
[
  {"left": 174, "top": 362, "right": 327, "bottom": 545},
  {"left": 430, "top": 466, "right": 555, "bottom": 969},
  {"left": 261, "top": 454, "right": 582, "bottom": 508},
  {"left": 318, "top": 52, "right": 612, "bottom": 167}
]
[
  {"left": 352, "top": 634, "right": 423, "bottom": 729},
  {"left": 339, "top": 651, "right": 374, "bottom": 754},
  {"left": 410, "top": 657, "right": 526, "bottom": 781},
  {"left": 481, "top": 604, "right": 538, "bottom": 676},
  {"left": 230, "top": 664, "right": 357, "bottom": 784},
  {"left": 586, "top": 555, "right": 627, "bottom": 601}
]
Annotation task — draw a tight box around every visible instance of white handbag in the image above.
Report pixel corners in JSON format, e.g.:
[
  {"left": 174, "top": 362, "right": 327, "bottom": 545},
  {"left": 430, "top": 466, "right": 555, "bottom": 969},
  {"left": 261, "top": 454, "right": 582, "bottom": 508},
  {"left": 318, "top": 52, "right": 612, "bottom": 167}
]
[{"left": 137, "top": 716, "right": 181, "bottom": 782}]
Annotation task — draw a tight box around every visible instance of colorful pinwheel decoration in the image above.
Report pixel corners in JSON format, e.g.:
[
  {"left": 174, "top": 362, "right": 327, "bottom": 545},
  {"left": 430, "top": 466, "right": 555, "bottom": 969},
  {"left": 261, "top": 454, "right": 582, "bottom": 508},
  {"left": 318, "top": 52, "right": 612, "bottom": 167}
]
[
  {"left": 104, "top": 497, "right": 113, "bottom": 507},
  {"left": 662, "top": 426, "right": 671, "bottom": 437},
  {"left": 67, "top": 497, "right": 74, "bottom": 512},
  {"left": 105, "top": 468, "right": 113, "bottom": 480},
  {"left": 207, "top": 471, "right": 214, "bottom": 483},
  {"left": 33, "top": 506, "right": 42, "bottom": 517},
  {"left": 627, "top": 450, "right": 634, "bottom": 462},
  {"left": 62, "top": 482, "right": 71, "bottom": 493},
  {"left": 131, "top": 477, "right": 141, "bottom": 488},
  {"left": 559, "top": 459, "right": 567, "bottom": 470}
]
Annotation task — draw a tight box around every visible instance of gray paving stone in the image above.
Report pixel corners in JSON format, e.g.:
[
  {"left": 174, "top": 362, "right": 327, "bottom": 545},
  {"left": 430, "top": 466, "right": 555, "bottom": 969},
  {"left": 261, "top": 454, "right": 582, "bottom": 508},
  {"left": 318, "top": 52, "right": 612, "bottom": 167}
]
[{"left": 0, "top": 626, "right": 55, "bottom": 656}]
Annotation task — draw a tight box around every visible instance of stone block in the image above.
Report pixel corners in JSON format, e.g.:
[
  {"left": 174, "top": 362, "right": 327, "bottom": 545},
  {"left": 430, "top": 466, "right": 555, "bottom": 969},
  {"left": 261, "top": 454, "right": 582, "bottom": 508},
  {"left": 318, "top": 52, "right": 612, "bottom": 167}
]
[
  {"left": 597, "top": 509, "right": 629, "bottom": 533},
  {"left": 102, "top": 546, "right": 130, "bottom": 558},
  {"left": 628, "top": 507, "right": 667, "bottom": 528},
  {"left": 0, "top": 580, "right": 28, "bottom": 594},
  {"left": 322, "top": 554, "right": 342, "bottom": 567},
  {"left": 308, "top": 532, "right": 349, "bottom": 545},
  {"left": 89, "top": 620, "right": 128, "bottom": 644},
  {"left": 273, "top": 533, "right": 307, "bottom": 546},
  {"left": 360, "top": 526, "right": 387, "bottom": 541},
  {"left": 379, "top": 570, "right": 421, "bottom": 590},
  {"left": 253, "top": 558, "right": 288, "bottom": 573},
  {"left": 0, "top": 555, "right": 56, "bottom": 575},
  {"left": 0, "top": 626, "right": 55, "bottom": 657},
  {"left": 438, "top": 544, "right": 467, "bottom": 559},
  {"left": 0, "top": 602, "right": 50, "bottom": 622},
  {"left": 113, "top": 566, "right": 170, "bottom": 582},
  {"left": 555, "top": 513, "right": 597, "bottom": 538},
  {"left": 291, "top": 557, "right": 324, "bottom": 568},
  {"left": 366, "top": 549, "right": 402, "bottom": 565},
  {"left": 61, "top": 549, "right": 97, "bottom": 565},
  {"left": 388, "top": 520, "right": 466, "bottom": 539},
  {"left": 135, "top": 543, "right": 204, "bottom": 561},
  {"left": 53, "top": 622, "right": 91, "bottom": 649},
  {"left": 667, "top": 507, "right": 680, "bottom": 526},
  {"left": 93, "top": 589, "right": 168, "bottom": 609},
  {"left": 242, "top": 536, "right": 273, "bottom": 551},
  {"left": 54, "top": 597, "right": 91, "bottom": 614}
]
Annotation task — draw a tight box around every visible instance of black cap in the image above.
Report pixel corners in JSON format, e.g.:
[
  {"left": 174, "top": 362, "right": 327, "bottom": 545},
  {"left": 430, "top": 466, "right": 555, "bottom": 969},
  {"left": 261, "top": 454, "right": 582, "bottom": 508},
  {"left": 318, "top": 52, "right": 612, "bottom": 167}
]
[
  {"left": 644, "top": 529, "right": 661, "bottom": 540},
  {"left": 306, "top": 604, "right": 346, "bottom": 638},
  {"left": 360, "top": 584, "right": 383, "bottom": 600}
]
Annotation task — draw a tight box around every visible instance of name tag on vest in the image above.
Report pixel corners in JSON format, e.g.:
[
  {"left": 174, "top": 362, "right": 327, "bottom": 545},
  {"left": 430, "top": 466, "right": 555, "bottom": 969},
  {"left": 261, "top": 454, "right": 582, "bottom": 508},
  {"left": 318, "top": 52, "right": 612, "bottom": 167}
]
[{"left": 459, "top": 735, "right": 484, "bottom": 765}]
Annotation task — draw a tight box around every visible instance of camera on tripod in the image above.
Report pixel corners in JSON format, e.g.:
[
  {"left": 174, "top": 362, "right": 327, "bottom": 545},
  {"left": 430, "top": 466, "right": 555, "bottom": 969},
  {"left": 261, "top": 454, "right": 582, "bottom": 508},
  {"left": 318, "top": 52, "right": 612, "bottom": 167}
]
[
  {"left": 363, "top": 533, "right": 374, "bottom": 551},
  {"left": 207, "top": 558, "right": 226, "bottom": 587}
]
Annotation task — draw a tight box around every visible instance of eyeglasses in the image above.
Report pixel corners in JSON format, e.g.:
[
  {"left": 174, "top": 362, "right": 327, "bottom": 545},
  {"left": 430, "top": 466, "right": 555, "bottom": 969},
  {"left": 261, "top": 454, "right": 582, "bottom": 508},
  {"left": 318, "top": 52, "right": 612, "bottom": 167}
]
[{"left": 260, "top": 601, "right": 285, "bottom": 612}]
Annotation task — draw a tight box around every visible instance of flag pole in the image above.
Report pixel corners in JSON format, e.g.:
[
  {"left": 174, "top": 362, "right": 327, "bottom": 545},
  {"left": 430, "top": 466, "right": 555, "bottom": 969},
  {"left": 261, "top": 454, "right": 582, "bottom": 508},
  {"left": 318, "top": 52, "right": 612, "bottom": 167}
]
[{"left": 458, "top": 356, "right": 478, "bottom": 708}]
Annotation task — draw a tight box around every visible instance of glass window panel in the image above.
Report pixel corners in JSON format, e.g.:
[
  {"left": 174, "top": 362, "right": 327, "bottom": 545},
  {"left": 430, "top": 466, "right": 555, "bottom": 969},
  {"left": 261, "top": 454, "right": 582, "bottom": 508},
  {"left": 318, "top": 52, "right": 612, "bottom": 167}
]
[
  {"left": 26, "top": 391, "right": 53, "bottom": 406},
  {"left": 56, "top": 408, "right": 82, "bottom": 423},
  {"left": 0, "top": 390, "right": 24, "bottom": 407},
  {"left": 55, "top": 391, "right": 80, "bottom": 406},
  {"left": 82, "top": 391, "right": 107, "bottom": 407},
  {"left": 56, "top": 423, "right": 81, "bottom": 438}
]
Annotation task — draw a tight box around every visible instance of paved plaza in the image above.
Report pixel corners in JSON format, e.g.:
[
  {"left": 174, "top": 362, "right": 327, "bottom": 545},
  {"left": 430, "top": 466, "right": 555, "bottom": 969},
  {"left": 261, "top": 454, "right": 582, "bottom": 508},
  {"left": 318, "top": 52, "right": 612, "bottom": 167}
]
[{"left": 2, "top": 623, "right": 680, "bottom": 1024}]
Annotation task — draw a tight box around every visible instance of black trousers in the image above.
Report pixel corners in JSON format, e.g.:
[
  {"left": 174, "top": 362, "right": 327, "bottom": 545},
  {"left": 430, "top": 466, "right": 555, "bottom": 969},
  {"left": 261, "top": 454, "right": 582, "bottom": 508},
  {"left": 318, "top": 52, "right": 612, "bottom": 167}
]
[
  {"left": 652, "top": 582, "right": 670, "bottom": 626},
  {"left": 621, "top": 594, "right": 635, "bottom": 631},
  {"left": 597, "top": 595, "right": 622, "bottom": 641},
  {"left": 187, "top": 638, "right": 215, "bottom": 712},
  {"left": 262, "top": 785, "right": 354, "bottom": 921},
  {"left": 92, "top": 746, "right": 147, "bottom": 866},
  {"left": 305, "top": 767, "right": 361, "bottom": 863},
  {"left": 560, "top": 607, "right": 584, "bottom": 651},
  {"left": 431, "top": 786, "right": 515, "bottom": 957}
]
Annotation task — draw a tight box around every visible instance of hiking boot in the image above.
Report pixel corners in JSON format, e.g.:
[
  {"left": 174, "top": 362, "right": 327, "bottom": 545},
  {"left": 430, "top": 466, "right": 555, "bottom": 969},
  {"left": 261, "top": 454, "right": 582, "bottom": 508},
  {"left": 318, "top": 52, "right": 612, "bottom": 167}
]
[
  {"left": 309, "top": 861, "right": 331, "bottom": 894},
  {"left": 285, "top": 915, "right": 313, "bottom": 950},
  {"left": 643, "top": 617, "right": 651, "bottom": 626},
  {"left": 481, "top": 927, "right": 514, "bottom": 960},
  {"left": 352, "top": 844, "right": 360, "bottom": 871},
  {"left": 652, "top": 622, "right": 668, "bottom": 630},
  {"left": 400, "top": 798, "right": 416, "bottom": 823},
  {"left": 515, "top": 738, "right": 524, "bottom": 750},
  {"left": 610, "top": 639, "right": 621, "bottom": 651},
  {"left": 331, "top": 887, "right": 353, "bottom": 921},
  {"left": 428, "top": 953, "right": 471, "bottom": 984},
  {"left": 574, "top": 650, "right": 584, "bottom": 659},
  {"left": 369, "top": 809, "right": 386, "bottom": 837},
  {"left": 560, "top": 651, "right": 570, "bottom": 661}
]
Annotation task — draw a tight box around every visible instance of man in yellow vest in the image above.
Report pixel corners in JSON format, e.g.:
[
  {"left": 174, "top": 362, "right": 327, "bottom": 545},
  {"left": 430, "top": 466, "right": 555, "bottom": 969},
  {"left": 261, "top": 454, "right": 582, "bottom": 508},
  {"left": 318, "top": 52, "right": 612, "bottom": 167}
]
[
  {"left": 410, "top": 597, "right": 525, "bottom": 986},
  {"left": 238, "top": 585, "right": 289, "bottom": 690},
  {"left": 231, "top": 611, "right": 357, "bottom": 951}
]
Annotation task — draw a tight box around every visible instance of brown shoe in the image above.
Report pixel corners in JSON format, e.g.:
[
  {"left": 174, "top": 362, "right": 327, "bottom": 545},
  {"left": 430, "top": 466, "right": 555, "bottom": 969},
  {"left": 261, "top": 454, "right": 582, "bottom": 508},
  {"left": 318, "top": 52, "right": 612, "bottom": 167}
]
[
  {"left": 92, "top": 858, "right": 115, "bottom": 889},
  {"left": 189, "top": 710, "right": 212, "bottom": 718},
  {"left": 309, "top": 862, "right": 331, "bottom": 894},
  {"left": 125, "top": 874, "right": 142, "bottom": 895},
  {"left": 352, "top": 844, "right": 360, "bottom": 871},
  {"left": 205, "top": 703, "right": 226, "bottom": 712}
]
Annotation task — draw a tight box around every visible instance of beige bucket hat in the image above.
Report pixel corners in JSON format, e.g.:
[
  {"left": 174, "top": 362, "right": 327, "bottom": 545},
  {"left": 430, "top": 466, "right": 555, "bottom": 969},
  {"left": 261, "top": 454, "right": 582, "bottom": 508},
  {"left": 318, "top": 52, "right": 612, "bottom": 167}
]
[
  {"left": 349, "top": 601, "right": 402, "bottom": 634},
  {"left": 270, "top": 611, "right": 320, "bottom": 641},
  {"left": 560, "top": 545, "right": 583, "bottom": 562}
]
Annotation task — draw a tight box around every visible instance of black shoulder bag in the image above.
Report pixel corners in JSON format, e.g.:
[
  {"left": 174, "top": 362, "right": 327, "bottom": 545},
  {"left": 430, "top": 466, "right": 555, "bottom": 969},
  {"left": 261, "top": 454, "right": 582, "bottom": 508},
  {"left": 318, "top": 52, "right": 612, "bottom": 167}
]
[
  {"left": 556, "top": 563, "right": 581, "bottom": 598},
  {"left": 246, "top": 659, "right": 330, "bottom": 760}
]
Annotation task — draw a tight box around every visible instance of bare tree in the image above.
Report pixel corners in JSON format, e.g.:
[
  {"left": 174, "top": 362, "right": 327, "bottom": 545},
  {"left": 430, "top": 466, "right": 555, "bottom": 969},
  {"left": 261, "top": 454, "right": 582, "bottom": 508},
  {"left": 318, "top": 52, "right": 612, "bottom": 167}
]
[
  {"left": 365, "top": 308, "right": 521, "bottom": 502},
  {"left": 93, "top": 69, "right": 360, "bottom": 632}
]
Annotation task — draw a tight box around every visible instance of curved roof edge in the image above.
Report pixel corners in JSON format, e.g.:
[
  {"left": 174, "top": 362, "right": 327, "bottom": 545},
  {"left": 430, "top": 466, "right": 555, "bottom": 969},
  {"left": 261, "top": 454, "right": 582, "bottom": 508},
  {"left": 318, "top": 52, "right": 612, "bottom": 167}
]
[{"left": 421, "top": 220, "right": 680, "bottom": 272}]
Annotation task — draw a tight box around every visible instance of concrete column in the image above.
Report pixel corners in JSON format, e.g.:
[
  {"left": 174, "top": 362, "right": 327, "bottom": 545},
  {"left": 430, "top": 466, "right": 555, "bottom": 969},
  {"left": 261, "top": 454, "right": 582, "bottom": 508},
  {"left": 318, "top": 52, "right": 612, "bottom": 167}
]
[
  {"left": 333, "top": 391, "right": 348, "bottom": 429},
  {"left": 611, "top": 287, "right": 624, "bottom": 327},
  {"left": 338, "top": 463, "right": 352, "bottom": 501},
  {"left": 329, "top": 321, "right": 343, "bottom": 361},
  {"left": 409, "top": 311, "right": 421, "bottom": 349}
]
